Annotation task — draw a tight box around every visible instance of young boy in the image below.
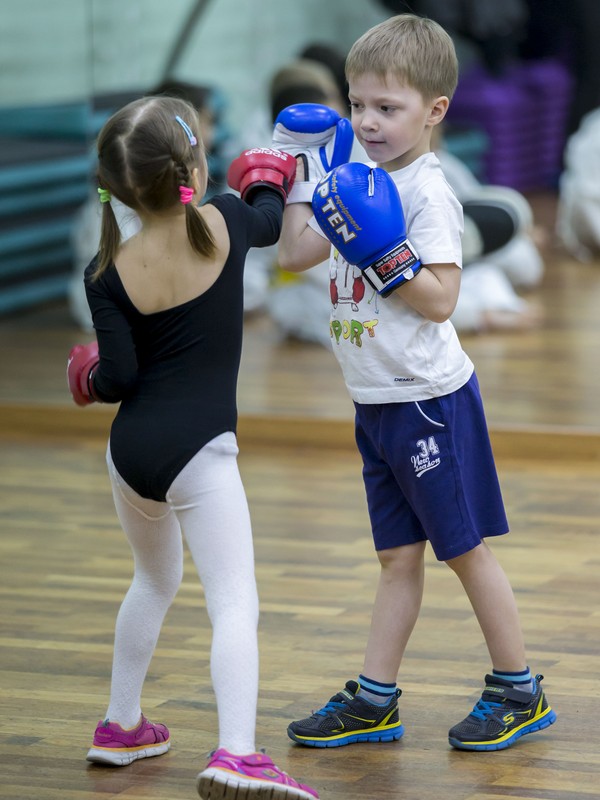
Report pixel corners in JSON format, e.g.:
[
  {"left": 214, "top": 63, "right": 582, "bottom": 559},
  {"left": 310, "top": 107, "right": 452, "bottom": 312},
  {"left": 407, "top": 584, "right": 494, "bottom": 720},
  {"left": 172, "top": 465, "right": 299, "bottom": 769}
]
[{"left": 275, "top": 14, "right": 556, "bottom": 752}]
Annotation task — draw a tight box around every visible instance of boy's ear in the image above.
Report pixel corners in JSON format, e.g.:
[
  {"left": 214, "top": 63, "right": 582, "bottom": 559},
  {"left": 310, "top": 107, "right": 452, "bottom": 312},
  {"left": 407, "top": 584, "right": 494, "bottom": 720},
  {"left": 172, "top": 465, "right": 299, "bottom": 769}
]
[{"left": 428, "top": 96, "right": 449, "bottom": 127}]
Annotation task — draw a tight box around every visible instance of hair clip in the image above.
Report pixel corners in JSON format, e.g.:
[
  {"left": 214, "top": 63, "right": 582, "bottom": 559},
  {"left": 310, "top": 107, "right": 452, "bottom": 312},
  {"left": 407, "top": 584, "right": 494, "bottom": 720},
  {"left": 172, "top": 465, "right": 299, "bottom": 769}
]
[
  {"left": 97, "top": 187, "right": 112, "bottom": 203},
  {"left": 175, "top": 115, "right": 198, "bottom": 146},
  {"left": 179, "top": 186, "right": 194, "bottom": 205}
]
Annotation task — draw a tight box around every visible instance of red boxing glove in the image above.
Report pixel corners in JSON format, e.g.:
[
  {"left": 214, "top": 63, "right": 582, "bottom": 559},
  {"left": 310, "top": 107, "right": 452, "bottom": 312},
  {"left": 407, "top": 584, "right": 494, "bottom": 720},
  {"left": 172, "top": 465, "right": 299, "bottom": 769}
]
[
  {"left": 227, "top": 147, "right": 296, "bottom": 203},
  {"left": 67, "top": 341, "right": 100, "bottom": 406}
]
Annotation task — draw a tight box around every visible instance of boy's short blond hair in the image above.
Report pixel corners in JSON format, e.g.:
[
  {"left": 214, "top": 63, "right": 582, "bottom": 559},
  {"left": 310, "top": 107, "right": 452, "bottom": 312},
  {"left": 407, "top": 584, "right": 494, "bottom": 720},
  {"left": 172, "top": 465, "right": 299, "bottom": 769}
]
[{"left": 345, "top": 14, "right": 458, "bottom": 101}]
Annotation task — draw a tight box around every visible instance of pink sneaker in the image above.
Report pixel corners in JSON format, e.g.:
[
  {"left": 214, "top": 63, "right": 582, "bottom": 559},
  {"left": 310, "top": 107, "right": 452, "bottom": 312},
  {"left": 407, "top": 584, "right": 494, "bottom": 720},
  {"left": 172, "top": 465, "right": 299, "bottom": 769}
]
[
  {"left": 196, "top": 748, "right": 319, "bottom": 799},
  {"left": 86, "top": 715, "right": 170, "bottom": 766}
]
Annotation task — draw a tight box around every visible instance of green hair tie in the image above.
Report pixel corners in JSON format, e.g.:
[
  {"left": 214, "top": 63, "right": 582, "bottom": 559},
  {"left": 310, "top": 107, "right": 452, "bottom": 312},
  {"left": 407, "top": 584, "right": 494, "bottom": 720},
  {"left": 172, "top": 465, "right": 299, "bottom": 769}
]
[{"left": 97, "top": 187, "right": 112, "bottom": 204}]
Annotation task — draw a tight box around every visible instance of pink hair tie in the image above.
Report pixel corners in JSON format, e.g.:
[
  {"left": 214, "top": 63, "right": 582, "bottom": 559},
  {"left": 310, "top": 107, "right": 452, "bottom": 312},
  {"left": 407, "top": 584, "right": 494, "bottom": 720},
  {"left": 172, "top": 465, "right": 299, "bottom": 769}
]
[{"left": 179, "top": 186, "right": 194, "bottom": 205}]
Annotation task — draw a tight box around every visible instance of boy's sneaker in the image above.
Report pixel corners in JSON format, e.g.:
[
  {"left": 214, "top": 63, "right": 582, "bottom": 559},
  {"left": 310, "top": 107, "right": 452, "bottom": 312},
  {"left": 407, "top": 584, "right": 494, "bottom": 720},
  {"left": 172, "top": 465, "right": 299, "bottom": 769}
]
[
  {"left": 449, "top": 673, "right": 557, "bottom": 751},
  {"left": 86, "top": 714, "right": 170, "bottom": 766},
  {"left": 196, "top": 748, "right": 319, "bottom": 799},
  {"left": 287, "top": 680, "right": 404, "bottom": 748}
]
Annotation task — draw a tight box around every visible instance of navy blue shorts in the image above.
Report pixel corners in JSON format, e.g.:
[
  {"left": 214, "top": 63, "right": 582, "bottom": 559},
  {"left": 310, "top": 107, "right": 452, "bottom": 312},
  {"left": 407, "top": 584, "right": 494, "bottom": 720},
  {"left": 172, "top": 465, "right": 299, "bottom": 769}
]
[{"left": 354, "top": 373, "right": 509, "bottom": 561}]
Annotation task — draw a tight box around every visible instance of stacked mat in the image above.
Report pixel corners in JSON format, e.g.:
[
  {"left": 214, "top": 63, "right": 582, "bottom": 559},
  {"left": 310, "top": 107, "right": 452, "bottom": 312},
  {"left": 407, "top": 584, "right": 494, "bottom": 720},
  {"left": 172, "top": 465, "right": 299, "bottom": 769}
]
[
  {"left": 447, "top": 58, "right": 573, "bottom": 192},
  {"left": 0, "top": 102, "right": 92, "bottom": 316}
]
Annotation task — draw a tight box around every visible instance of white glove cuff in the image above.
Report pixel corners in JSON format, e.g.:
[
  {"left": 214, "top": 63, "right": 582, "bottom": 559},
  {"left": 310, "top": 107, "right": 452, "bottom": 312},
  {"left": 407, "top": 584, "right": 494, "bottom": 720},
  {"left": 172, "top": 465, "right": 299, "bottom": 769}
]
[
  {"left": 273, "top": 125, "right": 335, "bottom": 148},
  {"left": 287, "top": 181, "right": 318, "bottom": 204}
]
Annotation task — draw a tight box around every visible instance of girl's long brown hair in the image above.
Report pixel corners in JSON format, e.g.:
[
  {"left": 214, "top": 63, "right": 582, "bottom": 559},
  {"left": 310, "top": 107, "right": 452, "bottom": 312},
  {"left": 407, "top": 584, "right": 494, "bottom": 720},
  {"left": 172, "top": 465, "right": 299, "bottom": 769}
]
[{"left": 93, "top": 96, "right": 215, "bottom": 279}]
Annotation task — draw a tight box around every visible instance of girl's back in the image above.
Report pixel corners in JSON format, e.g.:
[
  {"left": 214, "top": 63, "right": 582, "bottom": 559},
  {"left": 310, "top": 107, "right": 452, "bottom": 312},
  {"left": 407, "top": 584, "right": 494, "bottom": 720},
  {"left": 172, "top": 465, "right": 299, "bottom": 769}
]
[{"left": 114, "top": 202, "right": 230, "bottom": 315}]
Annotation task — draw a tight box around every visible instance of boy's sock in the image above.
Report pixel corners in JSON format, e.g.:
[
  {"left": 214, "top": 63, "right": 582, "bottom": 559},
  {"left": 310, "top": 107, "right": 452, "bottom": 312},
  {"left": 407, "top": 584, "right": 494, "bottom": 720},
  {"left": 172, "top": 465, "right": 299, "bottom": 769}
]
[
  {"left": 356, "top": 674, "right": 397, "bottom": 706},
  {"left": 492, "top": 667, "right": 534, "bottom": 693}
]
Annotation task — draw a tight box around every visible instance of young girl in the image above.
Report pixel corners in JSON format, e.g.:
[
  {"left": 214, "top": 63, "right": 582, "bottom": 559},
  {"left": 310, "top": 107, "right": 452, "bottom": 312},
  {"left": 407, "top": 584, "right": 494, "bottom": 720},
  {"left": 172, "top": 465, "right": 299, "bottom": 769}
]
[{"left": 67, "top": 95, "right": 317, "bottom": 800}]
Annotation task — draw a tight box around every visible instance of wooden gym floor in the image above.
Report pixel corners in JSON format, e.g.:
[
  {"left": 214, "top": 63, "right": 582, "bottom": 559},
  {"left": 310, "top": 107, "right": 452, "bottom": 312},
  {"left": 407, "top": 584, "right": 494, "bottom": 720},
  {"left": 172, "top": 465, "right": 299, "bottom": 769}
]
[{"left": 1, "top": 191, "right": 599, "bottom": 799}]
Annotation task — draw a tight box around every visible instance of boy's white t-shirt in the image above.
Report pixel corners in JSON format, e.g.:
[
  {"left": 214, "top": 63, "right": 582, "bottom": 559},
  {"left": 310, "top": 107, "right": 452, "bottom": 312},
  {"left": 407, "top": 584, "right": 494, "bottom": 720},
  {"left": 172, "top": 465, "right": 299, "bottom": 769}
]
[{"left": 309, "top": 152, "right": 474, "bottom": 403}]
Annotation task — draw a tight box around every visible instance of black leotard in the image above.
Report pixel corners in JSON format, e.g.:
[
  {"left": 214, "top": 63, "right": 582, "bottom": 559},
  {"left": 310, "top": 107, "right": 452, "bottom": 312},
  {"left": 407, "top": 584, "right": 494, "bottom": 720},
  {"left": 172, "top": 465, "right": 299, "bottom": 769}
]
[{"left": 84, "top": 190, "right": 283, "bottom": 501}]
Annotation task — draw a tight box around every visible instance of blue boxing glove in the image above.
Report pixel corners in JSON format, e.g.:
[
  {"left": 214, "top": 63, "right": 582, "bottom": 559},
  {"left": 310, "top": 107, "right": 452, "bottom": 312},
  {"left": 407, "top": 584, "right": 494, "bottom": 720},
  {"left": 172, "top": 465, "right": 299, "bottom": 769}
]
[
  {"left": 272, "top": 103, "right": 354, "bottom": 203},
  {"left": 312, "top": 162, "right": 422, "bottom": 297}
]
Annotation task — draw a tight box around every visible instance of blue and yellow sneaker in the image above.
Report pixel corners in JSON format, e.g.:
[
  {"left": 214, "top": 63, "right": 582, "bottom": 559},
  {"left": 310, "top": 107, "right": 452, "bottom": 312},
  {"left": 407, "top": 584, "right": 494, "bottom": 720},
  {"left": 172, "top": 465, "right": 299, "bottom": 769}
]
[
  {"left": 449, "top": 673, "right": 556, "bottom": 751},
  {"left": 287, "top": 680, "right": 404, "bottom": 748}
]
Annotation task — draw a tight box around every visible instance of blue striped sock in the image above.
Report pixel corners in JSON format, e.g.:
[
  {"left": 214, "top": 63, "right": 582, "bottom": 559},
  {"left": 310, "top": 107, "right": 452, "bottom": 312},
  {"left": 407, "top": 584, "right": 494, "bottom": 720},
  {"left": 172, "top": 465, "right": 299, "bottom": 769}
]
[
  {"left": 492, "top": 667, "right": 533, "bottom": 693},
  {"left": 357, "top": 674, "right": 397, "bottom": 706}
]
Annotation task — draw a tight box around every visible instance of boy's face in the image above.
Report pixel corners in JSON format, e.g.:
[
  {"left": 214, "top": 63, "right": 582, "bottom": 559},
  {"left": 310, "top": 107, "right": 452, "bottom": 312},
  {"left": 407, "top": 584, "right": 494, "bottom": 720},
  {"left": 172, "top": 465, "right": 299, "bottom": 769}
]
[{"left": 348, "top": 72, "right": 444, "bottom": 172}]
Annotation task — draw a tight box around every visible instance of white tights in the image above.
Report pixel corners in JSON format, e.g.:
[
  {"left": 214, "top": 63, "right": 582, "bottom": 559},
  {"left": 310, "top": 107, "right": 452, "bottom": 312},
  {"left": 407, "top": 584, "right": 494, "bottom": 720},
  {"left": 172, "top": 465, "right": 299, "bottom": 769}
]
[{"left": 105, "top": 432, "right": 259, "bottom": 754}]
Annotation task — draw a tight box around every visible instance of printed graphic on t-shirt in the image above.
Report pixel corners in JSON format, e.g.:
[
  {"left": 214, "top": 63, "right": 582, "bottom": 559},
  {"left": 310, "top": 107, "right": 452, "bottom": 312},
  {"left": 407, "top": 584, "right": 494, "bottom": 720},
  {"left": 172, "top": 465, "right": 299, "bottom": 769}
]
[{"left": 330, "top": 252, "right": 379, "bottom": 348}]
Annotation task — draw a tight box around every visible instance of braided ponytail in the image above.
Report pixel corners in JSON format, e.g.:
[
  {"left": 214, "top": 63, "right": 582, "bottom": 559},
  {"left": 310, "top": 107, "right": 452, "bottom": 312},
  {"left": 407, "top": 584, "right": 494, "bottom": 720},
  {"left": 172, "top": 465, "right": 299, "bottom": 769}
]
[
  {"left": 185, "top": 203, "right": 216, "bottom": 259},
  {"left": 97, "top": 198, "right": 122, "bottom": 276},
  {"left": 175, "top": 160, "right": 216, "bottom": 258}
]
